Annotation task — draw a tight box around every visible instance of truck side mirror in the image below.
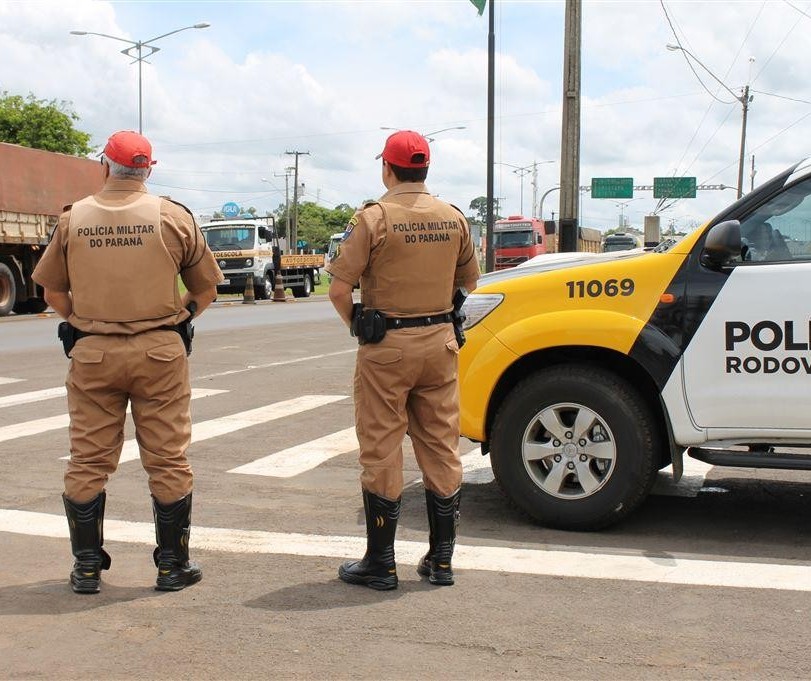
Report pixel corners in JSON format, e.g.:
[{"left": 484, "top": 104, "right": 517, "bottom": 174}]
[
  {"left": 258, "top": 226, "right": 268, "bottom": 240},
  {"left": 700, "top": 219, "right": 741, "bottom": 270},
  {"left": 536, "top": 234, "right": 543, "bottom": 245}
]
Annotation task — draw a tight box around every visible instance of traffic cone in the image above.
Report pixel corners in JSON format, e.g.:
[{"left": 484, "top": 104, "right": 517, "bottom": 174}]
[
  {"left": 272, "top": 272, "right": 287, "bottom": 302},
  {"left": 243, "top": 275, "right": 256, "bottom": 304}
]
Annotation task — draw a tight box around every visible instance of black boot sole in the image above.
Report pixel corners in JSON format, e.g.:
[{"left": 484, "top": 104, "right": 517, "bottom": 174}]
[
  {"left": 338, "top": 564, "right": 398, "bottom": 591},
  {"left": 70, "top": 575, "right": 101, "bottom": 594},
  {"left": 155, "top": 567, "right": 202, "bottom": 592}
]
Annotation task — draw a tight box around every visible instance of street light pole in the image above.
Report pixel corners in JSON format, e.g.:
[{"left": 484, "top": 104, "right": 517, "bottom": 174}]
[
  {"left": 70, "top": 23, "right": 210, "bottom": 133},
  {"left": 379, "top": 125, "right": 466, "bottom": 142},
  {"left": 666, "top": 44, "right": 753, "bottom": 199},
  {"left": 497, "top": 161, "right": 553, "bottom": 216}
]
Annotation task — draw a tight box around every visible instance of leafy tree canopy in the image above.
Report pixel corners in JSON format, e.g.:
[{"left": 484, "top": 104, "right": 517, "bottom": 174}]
[
  {"left": 275, "top": 201, "right": 355, "bottom": 252},
  {"left": 468, "top": 196, "right": 503, "bottom": 225},
  {"left": 0, "top": 91, "right": 94, "bottom": 156}
]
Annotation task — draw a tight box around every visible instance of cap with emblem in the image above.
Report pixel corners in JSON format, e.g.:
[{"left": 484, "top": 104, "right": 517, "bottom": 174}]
[
  {"left": 103, "top": 130, "right": 156, "bottom": 168},
  {"left": 376, "top": 130, "right": 430, "bottom": 168}
]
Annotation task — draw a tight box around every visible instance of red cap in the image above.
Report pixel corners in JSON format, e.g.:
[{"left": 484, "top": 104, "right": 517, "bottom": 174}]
[
  {"left": 103, "top": 130, "right": 156, "bottom": 168},
  {"left": 376, "top": 130, "right": 430, "bottom": 168}
]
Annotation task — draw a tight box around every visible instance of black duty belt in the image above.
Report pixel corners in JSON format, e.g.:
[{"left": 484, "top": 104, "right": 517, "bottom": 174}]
[
  {"left": 385, "top": 313, "right": 453, "bottom": 330},
  {"left": 74, "top": 325, "right": 180, "bottom": 341}
]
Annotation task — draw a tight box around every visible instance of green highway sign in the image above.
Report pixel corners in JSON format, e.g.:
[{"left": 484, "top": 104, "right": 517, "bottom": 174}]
[
  {"left": 653, "top": 176, "right": 697, "bottom": 199},
  {"left": 591, "top": 177, "right": 634, "bottom": 199}
]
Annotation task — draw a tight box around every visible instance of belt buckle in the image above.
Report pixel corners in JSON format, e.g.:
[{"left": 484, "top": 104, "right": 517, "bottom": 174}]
[{"left": 425, "top": 316, "right": 433, "bottom": 326}]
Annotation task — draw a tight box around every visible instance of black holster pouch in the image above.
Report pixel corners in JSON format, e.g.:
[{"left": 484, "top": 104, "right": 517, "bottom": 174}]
[
  {"left": 451, "top": 289, "right": 468, "bottom": 349},
  {"left": 350, "top": 304, "right": 387, "bottom": 345},
  {"left": 178, "top": 301, "right": 197, "bottom": 356},
  {"left": 57, "top": 321, "right": 79, "bottom": 358}
]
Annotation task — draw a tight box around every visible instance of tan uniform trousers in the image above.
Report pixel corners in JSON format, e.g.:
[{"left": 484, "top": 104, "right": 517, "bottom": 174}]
[
  {"left": 64, "top": 329, "right": 193, "bottom": 505},
  {"left": 354, "top": 323, "right": 462, "bottom": 500}
]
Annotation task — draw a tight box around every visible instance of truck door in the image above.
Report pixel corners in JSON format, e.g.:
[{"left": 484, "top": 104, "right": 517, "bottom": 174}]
[{"left": 681, "top": 176, "right": 811, "bottom": 430}]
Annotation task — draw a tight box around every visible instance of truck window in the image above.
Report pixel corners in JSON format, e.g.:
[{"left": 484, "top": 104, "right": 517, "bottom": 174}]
[
  {"left": 602, "top": 234, "right": 639, "bottom": 253},
  {"left": 204, "top": 227, "right": 255, "bottom": 251},
  {"left": 494, "top": 231, "right": 533, "bottom": 248}
]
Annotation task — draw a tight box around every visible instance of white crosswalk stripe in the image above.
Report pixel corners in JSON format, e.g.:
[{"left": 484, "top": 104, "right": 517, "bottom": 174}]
[
  {"left": 229, "top": 426, "right": 358, "bottom": 477},
  {"left": 2, "top": 508, "right": 809, "bottom": 591},
  {"left": 0, "top": 386, "right": 66, "bottom": 409},
  {"left": 0, "top": 389, "right": 226, "bottom": 445},
  {"left": 0, "top": 377, "right": 709, "bottom": 493},
  {"left": 112, "top": 394, "right": 347, "bottom": 464},
  {"left": 0, "top": 377, "right": 24, "bottom": 386}
]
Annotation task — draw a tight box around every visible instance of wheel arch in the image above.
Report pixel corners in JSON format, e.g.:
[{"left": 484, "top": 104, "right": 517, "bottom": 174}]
[{"left": 483, "top": 345, "right": 674, "bottom": 469}]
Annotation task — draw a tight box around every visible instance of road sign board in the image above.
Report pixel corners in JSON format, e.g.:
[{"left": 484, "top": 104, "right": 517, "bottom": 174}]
[
  {"left": 653, "top": 177, "right": 697, "bottom": 199},
  {"left": 222, "top": 202, "right": 240, "bottom": 218},
  {"left": 591, "top": 177, "right": 633, "bottom": 199}
]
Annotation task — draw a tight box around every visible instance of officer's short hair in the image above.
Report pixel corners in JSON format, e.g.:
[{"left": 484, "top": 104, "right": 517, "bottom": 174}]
[
  {"left": 388, "top": 162, "right": 428, "bottom": 183},
  {"left": 104, "top": 156, "right": 150, "bottom": 181}
]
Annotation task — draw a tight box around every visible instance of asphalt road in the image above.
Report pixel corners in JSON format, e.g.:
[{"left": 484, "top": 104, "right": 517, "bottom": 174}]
[{"left": 1, "top": 297, "right": 810, "bottom": 680}]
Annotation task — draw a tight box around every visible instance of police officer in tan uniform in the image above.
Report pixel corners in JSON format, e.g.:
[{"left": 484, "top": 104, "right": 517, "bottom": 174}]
[
  {"left": 32, "top": 131, "right": 223, "bottom": 594},
  {"left": 326, "top": 130, "right": 480, "bottom": 590}
]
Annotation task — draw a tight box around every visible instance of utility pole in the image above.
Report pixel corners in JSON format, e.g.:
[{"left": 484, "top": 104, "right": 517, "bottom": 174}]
[
  {"left": 485, "top": 0, "right": 496, "bottom": 272},
  {"left": 285, "top": 150, "right": 310, "bottom": 254},
  {"left": 274, "top": 167, "right": 295, "bottom": 246},
  {"left": 531, "top": 162, "right": 538, "bottom": 218},
  {"left": 750, "top": 153, "right": 756, "bottom": 192},
  {"left": 558, "top": 0, "right": 581, "bottom": 252},
  {"left": 737, "top": 84, "right": 751, "bottom": 200}
]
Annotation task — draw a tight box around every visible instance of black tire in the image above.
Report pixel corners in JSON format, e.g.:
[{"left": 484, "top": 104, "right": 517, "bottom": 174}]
[
  {"left": 255, "top": 272, "right": 272, "bottom": 300},
  {"left": 0, "top": 262, "right": 16, "bottom": 317},
  {"left": 292, "top": 273, "right": 313, "bottom": 298},
  {"left": 489, "top": 364, "right": 660, "bottom": 531},
  {"left": 12, "top": 297, "right": 48, "bottom": 315}
]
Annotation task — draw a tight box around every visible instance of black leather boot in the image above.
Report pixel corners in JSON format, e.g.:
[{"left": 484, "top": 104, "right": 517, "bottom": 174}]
[
  {"left": 338, "top": 490, "right": 400, "bottom": 591},
  {"left": 63, "top": 491, "right": 111, "bottom": 594},
  {"left": 417, "top": 488, "right": 460, "bottom": 586},
  {"left": 152, "top": 494, "right": 202, "bottom": 592}
]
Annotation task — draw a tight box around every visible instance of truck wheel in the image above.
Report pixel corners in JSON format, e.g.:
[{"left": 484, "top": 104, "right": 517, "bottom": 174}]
[
  {"left": 13, "top": 298, "right": 48, "bottom": 315},
  {"left": 489, "top": 365, "right": 660, "bottom": 531},
  {"left": 255, "top": 272, "right": 272, "bottom": 300},
  {"left": 292, "top": 273, "right": 313, "bottom": 298},
  {"left": 0, "top": 263, "right": 16, "bottom": 317}
]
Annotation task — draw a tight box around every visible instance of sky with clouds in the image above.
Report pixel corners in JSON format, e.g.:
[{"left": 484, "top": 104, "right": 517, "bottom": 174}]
[{"left": 2, "top": 0, "right": 810, "bottom": 233}]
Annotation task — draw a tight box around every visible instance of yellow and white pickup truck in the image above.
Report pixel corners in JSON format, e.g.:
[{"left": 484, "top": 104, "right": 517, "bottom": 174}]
[
  {"left": 460, "top": 158, "right": 811, "bottom": 530},
  {"left": 200, "top": 219, "right": 323, "bottom": 299}
]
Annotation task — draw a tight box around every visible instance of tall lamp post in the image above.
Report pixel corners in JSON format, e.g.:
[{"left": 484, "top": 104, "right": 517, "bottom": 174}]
[
  {"left": 497, "top": 161, "right": 554, "bottom": 216},
  {"left": 380, "top": 126, "right": 466, "bottom": 142},
  {"left": 666, "top": 44, "right": 753, "bottom": 199},
  {"left": 70, "top": 22, "right": 210, "bottom": 134}
]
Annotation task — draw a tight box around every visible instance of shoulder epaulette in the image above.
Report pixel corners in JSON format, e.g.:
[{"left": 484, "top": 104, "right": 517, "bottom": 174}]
[
  {"left": 164, "top": 197, "right": 196, "bottom": 221},
  {"left": 449, "top": 203, "right": 466, "bottom": 219}
]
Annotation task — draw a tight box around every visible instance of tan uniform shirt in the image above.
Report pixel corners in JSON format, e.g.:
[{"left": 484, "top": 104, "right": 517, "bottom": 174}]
[
  {"left": 326, "top": 183, "right": 480, "bottom": 316},
  {"left": 33, "top": 178, "right": 223, "bottom": 334}
]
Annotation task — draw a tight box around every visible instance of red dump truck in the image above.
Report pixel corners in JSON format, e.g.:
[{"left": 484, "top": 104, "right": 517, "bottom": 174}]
[{"left": 0, "top": 143, "right": 105, "bottom": 316}]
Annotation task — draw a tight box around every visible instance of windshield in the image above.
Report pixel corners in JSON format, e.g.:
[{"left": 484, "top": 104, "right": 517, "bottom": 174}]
[
  {"left": 327, "top": 236, "right": 342, "bottom": 261},
  {"left": 603, "top": 237, "right": 637, "bottom": 253},
  {"left": 494, "top": 230, "right": 533, "bottom": 248},
  {"left": 204, "top": 227, "right": 255, "bottom": 251}
]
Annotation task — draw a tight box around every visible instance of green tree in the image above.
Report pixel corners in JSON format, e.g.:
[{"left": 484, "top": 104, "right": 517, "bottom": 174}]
[
  {"left": 275, "top": 201, "right": 356, "bottom": 252},
  {"left": 468, "top": 196, "right": 502, "bottom": 225},
  {"left": 0, "top": 92, "right": 93, "bottom": 155}
]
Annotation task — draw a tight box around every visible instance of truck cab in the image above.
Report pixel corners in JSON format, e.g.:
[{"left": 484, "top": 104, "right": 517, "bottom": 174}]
[
  {"left": 201, "top": 218, "right": 323, "bottom": 299},
  {"left": 493, "top": 216, "right": 546, "bottom": 269}
]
